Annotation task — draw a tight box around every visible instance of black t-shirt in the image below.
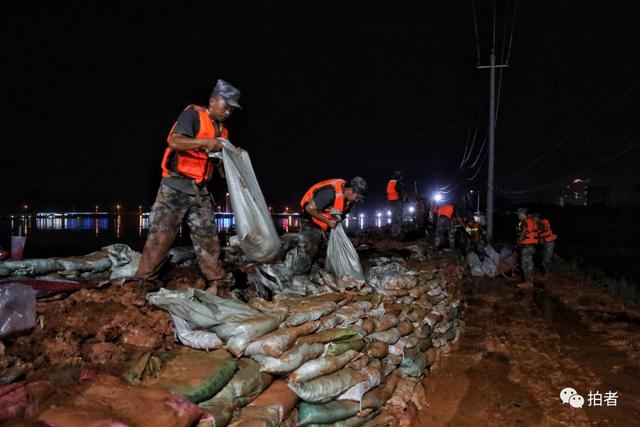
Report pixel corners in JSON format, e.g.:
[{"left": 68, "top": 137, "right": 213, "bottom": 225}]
[{"left": 303, "top": 186, "right": 352, "bottom": 220}]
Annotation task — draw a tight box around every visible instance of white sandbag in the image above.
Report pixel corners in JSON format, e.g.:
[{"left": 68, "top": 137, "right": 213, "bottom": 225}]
[
  {"left": 252, "top": 343, "right": 325, "bottom": 374},
  {"left": 221, "top": 140, "right": 280, "bottom": 263},
  {"left": 289, "top": 350, "right": 359, "bottom": 383},
  {"left": 171, "top": 314, "right": 223, "bottom": 350},
  {"left": 325, "top": 223, "right": 364, "bottom": 280}
]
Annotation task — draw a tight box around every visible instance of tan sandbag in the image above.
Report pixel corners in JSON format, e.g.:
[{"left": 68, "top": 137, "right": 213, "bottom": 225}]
[
  {"left": 289, "top": 350, "right": 359, "bottom": 383},
  {"left": 366, "top": 328, "right": 400, "bottom": 345},
  {"left": 288, "top": 367, "right": 367, "bottom": 403},
  {"left": 286, "top": 302, "right": 337, "bottom": 326},
  {"left": 378, "top": 370, "right": 401, "bottom": 403},
  {"left": 367, "top": 341, "right": 388, "bottom": 359},
  {"left": 252, "top": 343, "right": 325, "bottom": 375},
  {"left": 361, "top": 318, "right": 376, "bottom": 335},
  {"left": 245, "top": 321, "right": 320, "bottom": 357},
  {"left": 228, "top": 379, "right": 299, "bottom": 426},
  {"left": 397, "top": 320, "right": 414, "bottom": 336},
  {"left": 374, "top": 314, "right": 399, "bottom": 332}
]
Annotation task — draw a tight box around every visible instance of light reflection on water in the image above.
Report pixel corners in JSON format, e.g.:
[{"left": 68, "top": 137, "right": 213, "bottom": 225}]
[{"left": 1, "top": 213, "right": 393, "bottom": 258}]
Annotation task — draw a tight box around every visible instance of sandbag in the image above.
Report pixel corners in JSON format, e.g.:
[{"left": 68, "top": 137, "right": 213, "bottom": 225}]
[
  {"left": 297, "top": 326, "right": 358, "bottom": 345},
  {"left": 142, "top": 347, "right": 237, "bottom": 403},
  {"left": 337, "top": 360, "right": 382, "bottom": 402},
  {"left": 245, "top": 321, "right": 320, "bottom": 357},
  {"left": 171, "top": 314, "right": 224, "bottom": 350},
  {"left": 228, "top": 380, "right": 298, "bottom": 427},
  {"left": 286, "top": 301, "right": 337, "bottom": 326},
  {"left": 252, "top": 343, "right": 325, "bottom": 375},
  {"left": 367, "top": 341, "right": 388, "bottom": 359},
  {"left": 289, "top": 350, "right": 359, "bottom": 383},
  {"left": 399, "top": 348, "right": 427, "bottom": 378},
  {"left": 298, "top": 392, "right": 380, "bottom": 426},
  {"left": 325, "top": 223, "right": 364, "bottom": 280},
  {"left": 374, "top": 314, "right": 399, "bottom": 332},
  {"left": 199, "top": 359, "right": 273, "bottom": 426},
  {"left": 221, "top": 140, "right": 280, "bottom": 263},
  {"left": 326, "top": 337, "right": 365, "bottom": 357},
  {"left": 366, "top": 328, "right": 400, "bottom": 345},
  {"left": 288, "top": 367, "right": 367, "bottom": 403}
]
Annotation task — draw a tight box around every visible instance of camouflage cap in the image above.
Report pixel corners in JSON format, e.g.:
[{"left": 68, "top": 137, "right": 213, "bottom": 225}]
[{"left": 211, "top": 79, "right": 242, "bottom": 109}]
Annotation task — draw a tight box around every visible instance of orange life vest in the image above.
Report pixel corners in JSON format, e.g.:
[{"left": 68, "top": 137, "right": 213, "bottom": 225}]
[
  {"left": 538, "top": 218, "right": 557, "bottom": 243},
  {"left": 386, "top": 180, "right": 399, "bottom": 201},
  {"left": 517, "top": 217, "right": 538, "bottom": 245},
  {"left": 437, "top": 204, "right": 454, "bottom": 219},
  {"left": 300, "top": 179, "right": 347, "bottom": 231},
  {"left": 160, "top": 105, "right": 228, "bottom": 184}
]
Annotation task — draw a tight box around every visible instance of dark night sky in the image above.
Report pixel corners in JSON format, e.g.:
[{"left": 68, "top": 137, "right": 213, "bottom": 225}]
[{"left": 2, "top": 1, "right": 639, "bottom": 212}]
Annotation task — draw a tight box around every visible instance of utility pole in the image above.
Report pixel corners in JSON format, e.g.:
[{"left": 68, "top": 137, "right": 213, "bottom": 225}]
[{"left": 477, "top": 49, "right": 508, "bottom": 240}]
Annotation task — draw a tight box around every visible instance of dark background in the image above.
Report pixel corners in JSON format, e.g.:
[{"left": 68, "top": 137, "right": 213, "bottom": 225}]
[{"left": 2, "top": 0, "right": 639, "bottom": 213}]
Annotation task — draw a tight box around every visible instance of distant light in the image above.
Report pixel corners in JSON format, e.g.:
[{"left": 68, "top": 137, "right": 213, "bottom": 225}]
[
  {"left": 433, "top": 193, "right": 443, "bottom": 202},
  {"left": 376, "top": 212, "right": 382, "bottom": 218},
  {"left": 386, "top": 210, "right": 392, "bottom": 217},
  {"left": 408, "top": 206, "right": 415, "bottom": 213},
  {"left": 359, "top": 213, "right": 365, "bottom": 218}
]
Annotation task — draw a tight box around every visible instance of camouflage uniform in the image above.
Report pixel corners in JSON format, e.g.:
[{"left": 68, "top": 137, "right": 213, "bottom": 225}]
[
  {"left": 434, "top": 216, "right": 456, "bottom": 249},
  {"left": 541, "top": 240, "right": 555, "bottom": 274},
  {"left": 390, "top": 200, "right": 404, "bottom": 237},
  {"left": 292, "top": 219, "right": 325, "bottom": 274},
  {"left": 136, "top": 184, "right": 225, "bottom": 281},
  {"left": 520, "top": 244, "right": 535, "bottom": 282}
]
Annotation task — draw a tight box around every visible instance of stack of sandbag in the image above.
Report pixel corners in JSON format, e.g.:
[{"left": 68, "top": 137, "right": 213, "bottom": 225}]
[{"left": 142, "top": 253, "right": 464, "bottom": 427}]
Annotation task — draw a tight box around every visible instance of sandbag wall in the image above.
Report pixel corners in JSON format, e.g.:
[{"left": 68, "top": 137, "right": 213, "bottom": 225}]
[{"left": 142, "top": 257, "right": 465, "bottom": 427}]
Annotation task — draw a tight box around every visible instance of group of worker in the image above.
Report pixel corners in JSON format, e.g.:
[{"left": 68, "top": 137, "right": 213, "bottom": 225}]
[
  {"left": 515, "top": 207, "right": 557, "bottom": 288},
  {"left": 133, "top": 80, "right": 368, "bottom": 292},
  {"left": 132, "top": 80, "right": 556, "bottom": 293}
]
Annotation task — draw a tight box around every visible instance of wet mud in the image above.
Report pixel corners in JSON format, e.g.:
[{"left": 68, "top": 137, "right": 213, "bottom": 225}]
[{"left": 415, "top": 263, "right": 640, "bottom": 426}]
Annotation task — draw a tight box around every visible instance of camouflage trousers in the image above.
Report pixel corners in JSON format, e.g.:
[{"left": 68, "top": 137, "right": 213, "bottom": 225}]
[
  {"left": 136, "top": 184, "right": 225, "bottom": 281},
  {"left": 434, "top": 216, "right": 455, "bottom": 249},
  {"left": 519, "top": 244, "right": 536, "bottom": 282},
  {"left": 390, "top": 201, "right": 404, "bottom": 237},
  {"left": 541, "top": 240, "right": 555, "bottom": 274},
  {"left": 291, "top": 219, "right": 325, "bottom": 274}
]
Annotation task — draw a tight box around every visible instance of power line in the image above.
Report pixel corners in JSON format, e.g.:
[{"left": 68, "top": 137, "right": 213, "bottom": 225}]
[
  {"left": 499, "top": 139, "right": 639, "bottom": 194},
  {"left": 462, "top": 136, "right": 487, "bottom": 170},
  {"left": 471, "top": 0, "right": 482, "bottom": 62},
  {"left": 510, "top": 79, "right": 640, "bottom": 179}
]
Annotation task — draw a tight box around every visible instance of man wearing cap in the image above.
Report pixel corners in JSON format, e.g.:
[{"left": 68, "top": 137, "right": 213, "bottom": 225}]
[
  {"left": 386, "top": 171, "right": 407, "bottom": 238},
  {"left": 515, "top": 208, "right": 538, "bottom": 288},
  {"left": 136, "top": 79, "right": 242, "bottom": 291},
  {"left": 294, "top": 177, "right": 368, "bottom": 273}
]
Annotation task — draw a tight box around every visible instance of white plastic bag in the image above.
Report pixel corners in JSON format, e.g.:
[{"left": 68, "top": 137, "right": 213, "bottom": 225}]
[
  {"left": 222, "top": 141, "right": 280, "bottom": 263},
  {"left": 0, "top": 283, "right": 36, "bottom": 337},
  {"left": 325, "top": 223, "right": 364, "bottom": 280}
]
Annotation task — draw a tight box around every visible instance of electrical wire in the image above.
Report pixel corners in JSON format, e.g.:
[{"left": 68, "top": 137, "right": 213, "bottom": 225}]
[
  {"left": 471, "top": 0, "right": 482, "bottom": 62},
  {"left": 510, "top": 80, "right": 640, "bottom": 179}
]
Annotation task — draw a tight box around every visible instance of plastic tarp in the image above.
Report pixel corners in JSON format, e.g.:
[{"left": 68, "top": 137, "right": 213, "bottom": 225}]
[
  {"left": 222, "top": 140, "right": 280, "bottom": 263},
  {"left": 0, "top": 283, "right": 36, "bottom": 337},
  {"left": 325, "top": 223, "right": 364, "bottom": 280}
]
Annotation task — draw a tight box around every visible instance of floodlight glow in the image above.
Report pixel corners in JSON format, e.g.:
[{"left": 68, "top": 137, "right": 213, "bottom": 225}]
[
  {"left": 408, "top": 206, "right": 415, "bottom": 213},
  {"left": 386, "top": 210, "right": 392, "bottom": 216},
  {"left": 433, "top": 193, "right": 443, "bottom": 202}
]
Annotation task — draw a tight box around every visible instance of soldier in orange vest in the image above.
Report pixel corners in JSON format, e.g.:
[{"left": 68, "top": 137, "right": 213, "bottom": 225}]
[
  {"left": 516, "top": 207, "right": 538, "bottom": 288},
  {"left": 532, "top": 212, "right": 557, "bottom": 274},
  {"left": 433, "top": 203, "right": 456, "bottom": 250},
  {"left": 136, "top": 79, "right": 241, "bottom": 291},
  {"left": 296, "top": 177, "right": 367, "bottom": 273},
  {"left": 386, "top": 171, "right": 407, "bottom": 237}
]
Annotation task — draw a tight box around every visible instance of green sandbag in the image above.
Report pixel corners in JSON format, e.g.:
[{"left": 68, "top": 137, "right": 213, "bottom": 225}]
[
  {"left": 297, "top": 327, "right": 358, "bottom": 345},
  {"left": 298, "top": 392, "right": 380, "bottom": 426},
  {"left": 142, "top": 348, "right": 238, "bottom": 403},
  {"left": 199, "top": 359, "right": 273, "bottom": 426},
  {"left": 325, "top": 337, "right": 365, "bottom": 357},
  {"left": 399, "top": 348, "right": 427, "bottom": 378}
]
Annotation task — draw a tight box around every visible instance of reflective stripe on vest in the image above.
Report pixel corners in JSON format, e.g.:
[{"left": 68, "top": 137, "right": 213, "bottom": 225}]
[
  {"left": 437, "top": 204, "right": 454, "bottom": 219},
  {"left": 518, "top": 217, "right": 538, "bottom": 244},
  {"left": 386, "top": 180, "right": 399, "bottom": 201},
  {"left": 160, "top": 105, "right": 228, "bottom": 185},
  {"left": 300, "top": 179, "right": 347, "bottom": 231},
  {"left": 538, "top": 218, "right": 557, "bottom": 243}
]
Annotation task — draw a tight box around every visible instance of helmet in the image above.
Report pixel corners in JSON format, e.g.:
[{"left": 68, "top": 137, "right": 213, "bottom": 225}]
[
  {"left": 393, "top": 170, "right": 403, "bottom": 179},
  {"left": 350, "top": 176, "right": 368, "bottom": 198},
  {"left": 515, "top": 207, "right": 528, "bottom": 216},
  {"left": 531, "top": 212, "right": 541, "bottom": 219}
]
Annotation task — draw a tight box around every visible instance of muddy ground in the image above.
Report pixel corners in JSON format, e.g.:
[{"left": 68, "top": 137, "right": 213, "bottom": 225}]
[{"left": 416, "top": 260, "right": 640, "bottom": 426}]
